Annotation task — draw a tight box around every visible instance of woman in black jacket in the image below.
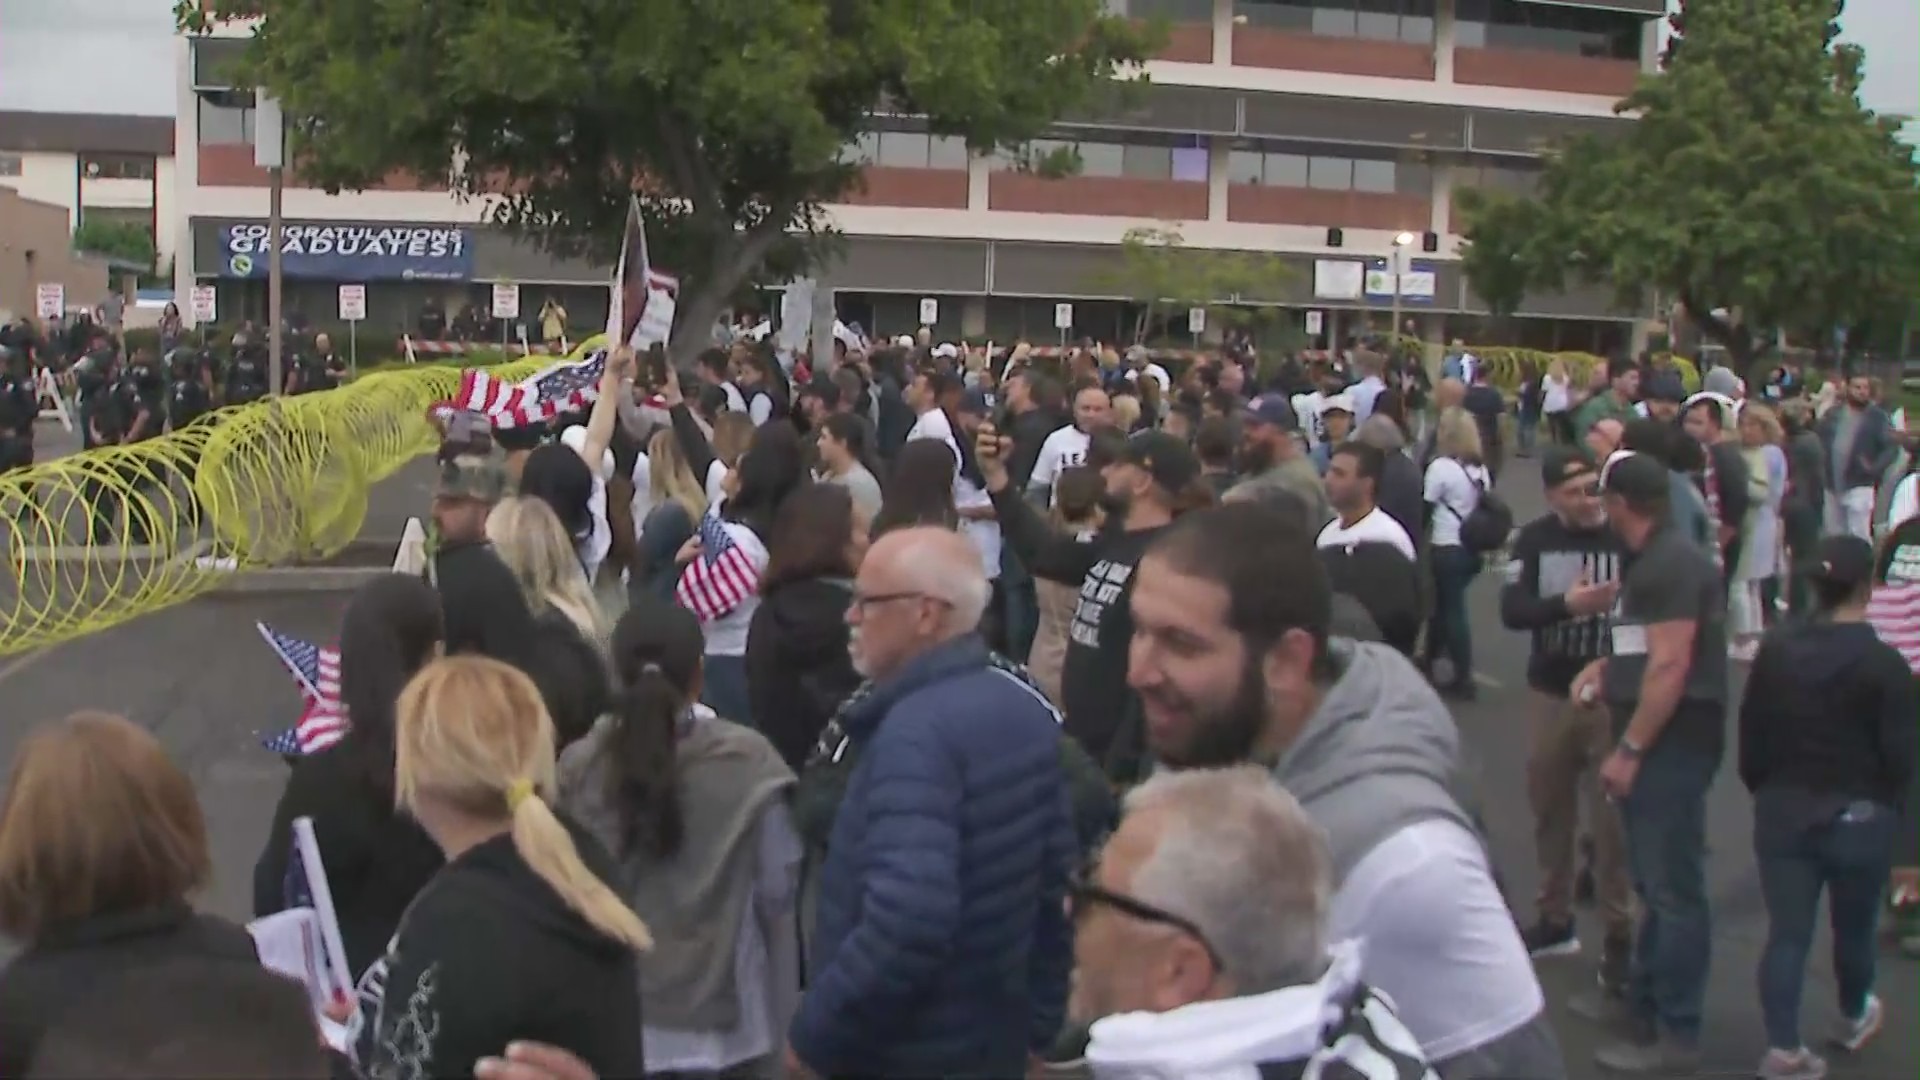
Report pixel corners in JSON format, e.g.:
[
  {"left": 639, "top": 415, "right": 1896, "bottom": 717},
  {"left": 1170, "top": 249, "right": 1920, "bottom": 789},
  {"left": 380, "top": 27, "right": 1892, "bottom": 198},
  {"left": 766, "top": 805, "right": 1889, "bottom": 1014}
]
[
  {"left": 1739, "top": 534, "right": 1917, "bottom": 1079},
  {"left": 0, "top": 712, "right": 258, "bottom": 1077},
  {"left": 746, "top": 483, "right": 868, "bottom": 769},
  {"left": 348, "top": 655, "right": 648, "bottom": 1080},
  {"left": 255, "top": 574, "right": 446, "bottom": 981}
]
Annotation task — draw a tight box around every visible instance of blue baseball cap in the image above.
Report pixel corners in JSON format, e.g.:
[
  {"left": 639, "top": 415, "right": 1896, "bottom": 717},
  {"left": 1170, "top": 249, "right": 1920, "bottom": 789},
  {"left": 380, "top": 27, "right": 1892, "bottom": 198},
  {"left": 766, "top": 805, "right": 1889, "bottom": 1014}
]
[{"left": 1246, "top": 394, "right": 1299, "bottom": 431}]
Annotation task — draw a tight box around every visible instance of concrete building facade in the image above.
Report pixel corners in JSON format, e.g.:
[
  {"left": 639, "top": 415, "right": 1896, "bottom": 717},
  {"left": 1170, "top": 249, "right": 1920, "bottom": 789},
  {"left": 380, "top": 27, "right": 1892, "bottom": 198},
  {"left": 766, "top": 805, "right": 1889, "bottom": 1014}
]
[
  {"left": 174, "top": 0, "right": 1666, "bottom": 351},
  {"left": 0, "top": 111, "right": 179, "bottom": 274}
]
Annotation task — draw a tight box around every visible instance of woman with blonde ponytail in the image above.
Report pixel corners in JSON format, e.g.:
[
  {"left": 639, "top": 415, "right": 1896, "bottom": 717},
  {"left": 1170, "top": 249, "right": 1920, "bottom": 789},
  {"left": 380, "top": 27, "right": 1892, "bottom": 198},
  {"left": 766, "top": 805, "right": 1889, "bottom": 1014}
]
[{"left": 345, "top": 656, "right": 646, "bottom": 1080}]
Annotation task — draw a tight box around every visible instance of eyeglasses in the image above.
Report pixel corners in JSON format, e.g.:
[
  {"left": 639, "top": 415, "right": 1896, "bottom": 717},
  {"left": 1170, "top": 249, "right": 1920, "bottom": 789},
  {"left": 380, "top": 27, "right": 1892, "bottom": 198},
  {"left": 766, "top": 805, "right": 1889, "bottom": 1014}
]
[
  {"left": 846, "top": 590, "right": 950, "bottom": 615},
  {"left": 1069, "top": 872, "right": 1225, "bottom": 972}
]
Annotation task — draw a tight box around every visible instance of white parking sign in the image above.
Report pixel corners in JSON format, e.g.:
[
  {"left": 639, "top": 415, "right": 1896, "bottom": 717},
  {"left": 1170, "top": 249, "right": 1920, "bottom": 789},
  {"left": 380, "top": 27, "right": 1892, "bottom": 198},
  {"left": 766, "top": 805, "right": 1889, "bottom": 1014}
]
[
  {"left": 189, "top": 285, "right": 217, "bottom": 325},
  {"left": 35, "top": 283, "right": 64, "bottom": 320},
  {"left": 338, "top": 284, "right": 367, "bottom": 322},
  {"left": 491, "top": 283, "right": 521, "bottom": 320}
]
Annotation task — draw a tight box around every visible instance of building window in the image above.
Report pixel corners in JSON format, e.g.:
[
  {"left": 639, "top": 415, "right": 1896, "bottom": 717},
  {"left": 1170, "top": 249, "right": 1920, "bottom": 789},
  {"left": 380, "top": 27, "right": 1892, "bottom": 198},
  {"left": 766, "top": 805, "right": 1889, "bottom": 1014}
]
[
  {"left": 999, "top": 135, "right": 1205, "bottom": 181},
  {"left": 857, "top": 131, "right": 968, "bottom": 170},
  {"left": 1232, "top": 146, "right": 1432, "bottom": 197},
  {"left": 198, "top": 99, "right": 255, "bottom": 146},
  {"left": 1454, "top": 0, "right": 1642, "bottom": 60},
  {"left": 0, "top": 153, "right": 21, "bottom": 178},
  {"left": 1456, "top": 163, "right": 1541, "bottom": 195},
  {"left": 1233, "top": 0, "right": 1437, "bottom": 45},
  {"left": 82, "top": 154, "right": 155, "bottom": 181},
  {"left": 1105, "top": 0, "right": 1214, "bottom": 21}
]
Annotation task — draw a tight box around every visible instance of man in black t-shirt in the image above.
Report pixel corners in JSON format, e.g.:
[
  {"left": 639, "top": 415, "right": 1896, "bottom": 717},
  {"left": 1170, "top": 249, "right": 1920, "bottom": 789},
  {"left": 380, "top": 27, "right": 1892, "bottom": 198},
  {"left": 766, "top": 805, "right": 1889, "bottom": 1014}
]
[{"left": 1569, "top": 451, "right": 1726, "bottom": 1075}]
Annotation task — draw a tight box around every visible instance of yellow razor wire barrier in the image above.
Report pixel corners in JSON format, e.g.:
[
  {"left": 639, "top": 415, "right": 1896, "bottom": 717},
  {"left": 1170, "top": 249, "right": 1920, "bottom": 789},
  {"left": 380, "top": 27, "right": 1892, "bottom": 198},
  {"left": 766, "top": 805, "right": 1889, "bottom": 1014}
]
[{"left": 0, "top": 344, "right": 590, "bottom": 658}]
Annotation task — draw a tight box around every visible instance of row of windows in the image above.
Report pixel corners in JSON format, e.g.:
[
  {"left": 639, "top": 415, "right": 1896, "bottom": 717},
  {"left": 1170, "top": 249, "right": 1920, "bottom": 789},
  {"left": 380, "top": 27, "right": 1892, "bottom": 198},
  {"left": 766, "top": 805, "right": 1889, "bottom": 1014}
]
[
  {"left": 83, "top": 153, "right": 155, "bottom": 181},
  {"left": 1455, "top": 0, "right": 1643, "bottom": 60},
  {"left": 1235, "top": 0, "right": 1437, "bottom": 46},
  {"left": 1007, "top": 139, "right": 1213, "bottom": 182},
  {"left": 1227, "top": 150, "right": 1434, "bottom": 196},
  {"left": 1454, "top": 164, "right": 1539, "bottom": 195},
  {"left": 840, "top": 131, "right": 970, "bottom": 170}
]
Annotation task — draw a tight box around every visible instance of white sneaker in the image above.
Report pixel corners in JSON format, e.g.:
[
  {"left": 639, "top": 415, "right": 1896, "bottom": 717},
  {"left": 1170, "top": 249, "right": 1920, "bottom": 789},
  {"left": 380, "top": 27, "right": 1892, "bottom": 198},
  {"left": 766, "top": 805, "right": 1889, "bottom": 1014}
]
[
  {"left": 1757, "top": 1048, "right": 1828, "bottom": 1080},
  {"left": 1831, "top": 993, "right": 1883, "bottom": 1052}
]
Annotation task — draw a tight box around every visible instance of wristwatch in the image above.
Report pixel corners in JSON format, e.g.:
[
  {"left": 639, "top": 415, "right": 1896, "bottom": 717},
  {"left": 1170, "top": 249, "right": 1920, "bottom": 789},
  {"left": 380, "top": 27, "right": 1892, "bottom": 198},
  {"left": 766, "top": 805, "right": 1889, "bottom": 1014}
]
[{"left": 1616, "top": 737, "right": 1645, "bottom": 760}]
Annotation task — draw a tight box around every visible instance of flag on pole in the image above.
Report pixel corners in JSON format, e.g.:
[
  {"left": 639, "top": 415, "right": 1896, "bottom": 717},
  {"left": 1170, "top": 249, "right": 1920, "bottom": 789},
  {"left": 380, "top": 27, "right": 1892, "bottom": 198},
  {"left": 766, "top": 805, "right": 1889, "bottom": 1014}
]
[
  {"left": 449, "top": 350, "right": 608, "bottom": 430},
  {"left": 256, "top": 623, "right": 347, "bottom": 756},
  {"left": 606, "top": 195, "right": 680, "bottom": 352},
  {"left": 674, "top": 513, "right": 761, "bottom": 623}
]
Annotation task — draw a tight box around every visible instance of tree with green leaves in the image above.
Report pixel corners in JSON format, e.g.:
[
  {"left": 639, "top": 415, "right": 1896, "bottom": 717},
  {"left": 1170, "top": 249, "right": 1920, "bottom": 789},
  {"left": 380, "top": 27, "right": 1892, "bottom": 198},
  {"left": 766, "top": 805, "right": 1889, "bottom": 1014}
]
[
  {"left": 178, "top": 0, "right": 1158, "bottom": 361},
  {"left": 1458, "top": 0, "right": 1920, "bottom": 374},
  {"left": 1090, "top": 225, "right": 1297, "bottom": 344},
  {"left": 73, "top": 216, "right": 157, "bottom": 271}
]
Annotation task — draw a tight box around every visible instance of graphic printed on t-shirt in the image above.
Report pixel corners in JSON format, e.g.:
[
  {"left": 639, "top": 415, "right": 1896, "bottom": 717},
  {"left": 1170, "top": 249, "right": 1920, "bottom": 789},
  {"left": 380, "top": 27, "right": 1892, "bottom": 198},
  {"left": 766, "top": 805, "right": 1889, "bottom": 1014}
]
[{"left": 1071, "top": 559, "right": 1132, "bottom": 648}]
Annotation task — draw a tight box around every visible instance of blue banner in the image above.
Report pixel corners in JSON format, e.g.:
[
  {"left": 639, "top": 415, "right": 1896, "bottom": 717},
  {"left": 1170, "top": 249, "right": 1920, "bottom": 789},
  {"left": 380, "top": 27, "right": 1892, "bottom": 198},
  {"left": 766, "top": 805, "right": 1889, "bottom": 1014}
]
[{"left": 218, "top": 223, "right": 475, "bottom": 281}]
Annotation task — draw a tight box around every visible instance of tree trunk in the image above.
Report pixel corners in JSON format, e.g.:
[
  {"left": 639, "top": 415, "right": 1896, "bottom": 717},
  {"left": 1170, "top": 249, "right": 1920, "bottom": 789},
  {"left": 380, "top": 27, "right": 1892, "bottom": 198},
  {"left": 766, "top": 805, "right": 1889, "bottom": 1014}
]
[{"left": 664, "top": 215, "right": 793, "bottom": 368}]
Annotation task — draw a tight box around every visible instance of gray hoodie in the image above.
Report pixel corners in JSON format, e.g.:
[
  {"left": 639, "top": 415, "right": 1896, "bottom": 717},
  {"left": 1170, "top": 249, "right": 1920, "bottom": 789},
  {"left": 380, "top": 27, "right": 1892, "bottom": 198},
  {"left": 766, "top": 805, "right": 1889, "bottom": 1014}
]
[{"left": 1272, "top": 640, "right": 1474, "bottom": 880}]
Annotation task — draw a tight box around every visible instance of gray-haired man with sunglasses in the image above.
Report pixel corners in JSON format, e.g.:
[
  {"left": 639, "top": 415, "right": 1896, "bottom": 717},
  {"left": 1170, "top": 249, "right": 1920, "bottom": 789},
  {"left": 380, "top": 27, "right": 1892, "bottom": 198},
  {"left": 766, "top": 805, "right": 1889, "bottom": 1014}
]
[{"left": 1062, "top": 765, "right": 1435, "bottom": 1079}]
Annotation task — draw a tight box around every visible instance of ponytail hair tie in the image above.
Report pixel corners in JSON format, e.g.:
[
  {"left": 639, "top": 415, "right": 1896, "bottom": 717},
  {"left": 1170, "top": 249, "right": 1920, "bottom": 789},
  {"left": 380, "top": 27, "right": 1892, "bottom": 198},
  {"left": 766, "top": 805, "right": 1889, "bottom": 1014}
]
[{"left": 506, "top": 777, "right": 536, "bottom": 812}]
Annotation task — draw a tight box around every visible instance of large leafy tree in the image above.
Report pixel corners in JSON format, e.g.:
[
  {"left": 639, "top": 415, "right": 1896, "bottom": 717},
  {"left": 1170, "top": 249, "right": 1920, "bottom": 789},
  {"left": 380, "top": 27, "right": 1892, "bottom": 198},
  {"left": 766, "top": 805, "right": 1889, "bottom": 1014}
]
[
  {"left": 178, "top": 0, "right": 1158, "bottom": 359},
  {"left": 1458, "top": 0, "right": 1920, "bottom": 373}
]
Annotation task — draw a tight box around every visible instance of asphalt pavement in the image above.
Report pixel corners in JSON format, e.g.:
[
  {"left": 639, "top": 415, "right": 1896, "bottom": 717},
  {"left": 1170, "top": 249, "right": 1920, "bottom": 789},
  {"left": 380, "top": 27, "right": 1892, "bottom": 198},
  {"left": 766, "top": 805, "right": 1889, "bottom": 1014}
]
[{"left": 0, "top": 446, "right": 1913, "bottom": 1079}]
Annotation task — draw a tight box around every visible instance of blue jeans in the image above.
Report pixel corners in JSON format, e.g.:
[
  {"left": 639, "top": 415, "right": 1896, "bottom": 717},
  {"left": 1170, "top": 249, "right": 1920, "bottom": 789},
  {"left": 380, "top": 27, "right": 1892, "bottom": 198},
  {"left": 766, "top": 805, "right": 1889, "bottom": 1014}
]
[
  {"left": 1617, "top": 742, "right": 1717, "bottom": 1041},
  {"left": 1754, "top": 787, "right": 1894, "bottom": 1050},
  {"left": 1425, "top": 545, "right": 1480, "bottom": 683},
  {"left": 702, "top": 653, "right": 753, "bottom": 727}
]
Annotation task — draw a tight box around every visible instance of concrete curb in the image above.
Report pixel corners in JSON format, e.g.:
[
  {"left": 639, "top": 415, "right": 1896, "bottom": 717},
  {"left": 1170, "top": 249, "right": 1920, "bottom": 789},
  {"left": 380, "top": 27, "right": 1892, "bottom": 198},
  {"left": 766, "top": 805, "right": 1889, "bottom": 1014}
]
[{"left": 207, "top": 565, "right": 397, "bottom": 594}]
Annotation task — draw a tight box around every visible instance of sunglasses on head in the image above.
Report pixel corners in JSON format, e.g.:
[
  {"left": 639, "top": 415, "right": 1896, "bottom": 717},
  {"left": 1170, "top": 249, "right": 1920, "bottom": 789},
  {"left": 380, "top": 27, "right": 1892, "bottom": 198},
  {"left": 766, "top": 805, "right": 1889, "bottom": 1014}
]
[{"left": 1068, "top": 869, "right": 1225, "bottom": 972}]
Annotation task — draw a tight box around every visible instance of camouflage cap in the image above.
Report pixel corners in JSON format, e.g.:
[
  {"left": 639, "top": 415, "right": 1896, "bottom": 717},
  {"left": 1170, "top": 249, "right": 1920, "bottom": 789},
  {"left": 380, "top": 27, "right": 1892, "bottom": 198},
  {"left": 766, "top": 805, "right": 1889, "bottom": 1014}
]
[{"left": 434, "top": 451, "right": 507, "bottom": 503}]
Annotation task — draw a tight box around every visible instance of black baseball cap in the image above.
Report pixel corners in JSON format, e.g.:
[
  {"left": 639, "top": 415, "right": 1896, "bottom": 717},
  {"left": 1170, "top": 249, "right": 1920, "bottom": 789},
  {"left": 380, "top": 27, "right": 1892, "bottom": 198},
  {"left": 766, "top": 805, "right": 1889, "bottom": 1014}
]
[
  {"left": 1245, "top": 393, "right": 1299, "bottom": 431},
  {"left": 1119, "top": 430, "right": 1201, "bottom": 493},
  {"left": 1802, "top": 534, "right": 1874, "bottom": 591},
  {"left": 1645, "top": 373, "right": 1687, "bottom": 403},
  {"left": 1541, "top": 445, "right": 1596, "bottom": 489},
  {"left": 1598, "top": 450, "right": 1669, "bottom": 503}
]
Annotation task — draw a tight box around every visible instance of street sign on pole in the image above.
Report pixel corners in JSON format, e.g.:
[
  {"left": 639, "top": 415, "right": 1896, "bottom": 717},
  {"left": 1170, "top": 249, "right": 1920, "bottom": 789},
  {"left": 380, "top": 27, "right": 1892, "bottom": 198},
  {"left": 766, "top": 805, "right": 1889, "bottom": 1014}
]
[
  {"left": 338, "top": 284, "right": 366, "bottom": 375},
  {"left": 188, "top": 284, "right": 217, "bottom": 325},
  {"left": 1187, "top": 307, "right": 1206, "bottom": 336},
  {"left": 490, "top": 283, "right": 521, "bottom": 321},
  {"left": 918, "top": 297, "right": 939, "bottom": 327},
  {"left": 337, "top": 284, "right": 367, "bottom": 322},
  {"left": 1305, "top": 310, "right": 1325, "bottom": 337},
  {"left": 1053, "top": 303, "right": 1073, "bottom": 330},
  {"left": 35, "top": 283, "right": 63, "bottom": 320}
]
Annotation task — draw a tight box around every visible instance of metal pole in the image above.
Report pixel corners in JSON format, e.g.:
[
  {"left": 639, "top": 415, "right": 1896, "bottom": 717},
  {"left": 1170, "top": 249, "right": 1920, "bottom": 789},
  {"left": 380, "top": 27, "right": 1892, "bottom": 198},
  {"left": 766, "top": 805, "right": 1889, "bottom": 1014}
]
[
  {"left": 349, "top": 319, "right": 357, "bottom": 376},
  {"left": 1389, "top": 245, "right": 1402, "bottom": 350},
  {"left": 267, "top": 164, "right": 284, "bottom": 398}
]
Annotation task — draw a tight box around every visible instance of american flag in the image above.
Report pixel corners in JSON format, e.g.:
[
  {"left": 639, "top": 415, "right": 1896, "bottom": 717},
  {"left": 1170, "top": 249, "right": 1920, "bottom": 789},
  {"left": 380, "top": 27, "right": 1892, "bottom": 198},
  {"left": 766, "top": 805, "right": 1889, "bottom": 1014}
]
[
  {"left": 675, "top": 513, "right": 762, "bottom": 623},
  {"left": 256, "top": 623, "right": 347, "bottom": 756},
  {"left": 450, "top": 349, "right": 608, "bottom": 430}
]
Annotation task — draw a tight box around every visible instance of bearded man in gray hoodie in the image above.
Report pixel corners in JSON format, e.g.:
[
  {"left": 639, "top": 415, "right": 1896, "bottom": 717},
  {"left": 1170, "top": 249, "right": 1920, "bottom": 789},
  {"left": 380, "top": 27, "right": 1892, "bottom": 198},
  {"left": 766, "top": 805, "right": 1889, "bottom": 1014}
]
[{"left": 1125, "top": 501, "right": 1565, "bottom": 1080}]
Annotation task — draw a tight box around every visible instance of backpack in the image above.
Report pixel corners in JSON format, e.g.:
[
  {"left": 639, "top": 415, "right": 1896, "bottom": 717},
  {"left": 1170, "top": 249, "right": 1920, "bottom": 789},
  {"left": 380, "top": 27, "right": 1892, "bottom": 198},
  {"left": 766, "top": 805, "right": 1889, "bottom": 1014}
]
[{"left": 1446, "top": 464, "right": 1513, "bottom": 554}]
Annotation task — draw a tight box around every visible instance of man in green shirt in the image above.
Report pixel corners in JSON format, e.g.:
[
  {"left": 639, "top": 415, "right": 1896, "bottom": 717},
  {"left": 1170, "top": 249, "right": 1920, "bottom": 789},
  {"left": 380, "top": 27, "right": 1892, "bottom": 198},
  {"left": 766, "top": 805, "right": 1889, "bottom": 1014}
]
[{"left": 1570, "top": 358, "right": 1641, "bottom": 439}]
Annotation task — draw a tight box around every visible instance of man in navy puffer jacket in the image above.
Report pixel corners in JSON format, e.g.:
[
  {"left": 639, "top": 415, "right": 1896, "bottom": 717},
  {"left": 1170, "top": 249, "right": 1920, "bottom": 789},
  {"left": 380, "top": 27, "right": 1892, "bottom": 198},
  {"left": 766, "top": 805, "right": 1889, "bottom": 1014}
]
[{"left": 789, "top": 526, "right": 1075, "bottom": 1079}]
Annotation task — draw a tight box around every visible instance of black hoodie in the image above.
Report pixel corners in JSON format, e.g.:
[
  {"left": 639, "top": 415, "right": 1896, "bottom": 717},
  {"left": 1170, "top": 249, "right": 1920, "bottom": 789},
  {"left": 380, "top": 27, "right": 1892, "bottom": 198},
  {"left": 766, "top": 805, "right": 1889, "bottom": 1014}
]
[
  {"left": 1738, "top": 621, "right": 1916, "bottom": 812},
  {"left": 746, "top": 576, "right": 862, "bottom": 770},
  {"left": 345, "top": 826, "right": 643, "bottom": 1080}
]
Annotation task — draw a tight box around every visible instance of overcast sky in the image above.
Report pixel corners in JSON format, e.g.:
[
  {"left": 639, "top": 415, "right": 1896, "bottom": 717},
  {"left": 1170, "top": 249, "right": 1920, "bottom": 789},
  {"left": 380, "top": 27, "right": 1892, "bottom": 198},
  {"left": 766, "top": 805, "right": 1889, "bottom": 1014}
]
[{"left": 0, "top": 0, "right": 1915, "bottom": 117}]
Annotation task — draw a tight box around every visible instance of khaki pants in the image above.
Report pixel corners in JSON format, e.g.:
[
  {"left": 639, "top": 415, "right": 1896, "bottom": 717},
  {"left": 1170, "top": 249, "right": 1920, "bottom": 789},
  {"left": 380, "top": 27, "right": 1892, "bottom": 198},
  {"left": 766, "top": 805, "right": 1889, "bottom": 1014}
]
[{"left": 1527, "top": 692, "right": 1634, "bottom": 936}]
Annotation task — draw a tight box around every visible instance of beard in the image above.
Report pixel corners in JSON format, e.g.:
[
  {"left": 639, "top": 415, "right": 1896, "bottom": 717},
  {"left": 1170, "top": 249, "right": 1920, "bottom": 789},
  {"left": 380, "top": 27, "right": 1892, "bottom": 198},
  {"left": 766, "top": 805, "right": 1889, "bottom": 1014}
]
[{"left": 1154, "top": 651, "right": 1268, "bottom": 770}]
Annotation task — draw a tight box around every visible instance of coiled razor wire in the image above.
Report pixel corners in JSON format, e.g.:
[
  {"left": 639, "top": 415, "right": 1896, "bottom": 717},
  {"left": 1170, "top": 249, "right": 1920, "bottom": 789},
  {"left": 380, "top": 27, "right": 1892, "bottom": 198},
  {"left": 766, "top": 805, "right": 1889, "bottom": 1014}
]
[{"left": 0, "top": 355, "right": 555, "bottom": 657}]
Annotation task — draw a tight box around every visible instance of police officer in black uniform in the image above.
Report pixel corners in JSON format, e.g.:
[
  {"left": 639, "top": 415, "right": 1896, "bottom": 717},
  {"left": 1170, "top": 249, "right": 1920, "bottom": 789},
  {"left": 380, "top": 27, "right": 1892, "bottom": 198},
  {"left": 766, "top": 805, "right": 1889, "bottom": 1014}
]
[
  {"left": 72, "top": 345, "right": 118, "bottom": 451},
  {"left": 225, "top": 332, "right": 269, "bottom": 406},
  {"left": 0, "top": 345, "right": 37, "bottom": 474},
  {"left": 167, "top": 347, "right": 214, "bottom": 432},
  {"left": 104, "top": 349, "right": 166, "bottom": 544}
]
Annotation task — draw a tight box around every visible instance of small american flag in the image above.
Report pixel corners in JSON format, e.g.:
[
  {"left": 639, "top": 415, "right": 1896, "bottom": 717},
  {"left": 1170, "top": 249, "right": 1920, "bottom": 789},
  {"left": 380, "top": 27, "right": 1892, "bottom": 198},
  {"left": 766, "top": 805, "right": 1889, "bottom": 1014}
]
[
  {"left": 675, "top": 513, "right": 761, "bottom": 623},
  {"left": 257, "top": 623, "right": 347, "bottom": 756},
  {"left": 451, "top": 349, "right": 607, "bottom": 430}
]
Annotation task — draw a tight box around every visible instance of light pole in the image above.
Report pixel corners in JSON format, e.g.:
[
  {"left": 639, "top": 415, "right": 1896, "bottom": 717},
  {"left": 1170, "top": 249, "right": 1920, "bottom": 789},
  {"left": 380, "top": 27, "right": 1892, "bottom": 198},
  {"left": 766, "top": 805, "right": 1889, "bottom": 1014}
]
[
  {"left": 1389, "top": 230, "right": 1416, "bottom": 344},
  {"left": 256, "top": 95, "right": 287, "bottom": 397}
]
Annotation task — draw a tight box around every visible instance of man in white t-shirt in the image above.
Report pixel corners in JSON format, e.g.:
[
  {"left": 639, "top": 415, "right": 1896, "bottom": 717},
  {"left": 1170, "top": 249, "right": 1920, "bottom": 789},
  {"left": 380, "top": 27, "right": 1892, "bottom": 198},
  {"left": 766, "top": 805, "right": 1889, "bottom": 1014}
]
[
  {"left": 1122, "top": 344, "right": 1170, "bottom": 394},
  {"left": 1126, "top": 503, "right": 1563, "bottom": 1078},
  {"left": 1028, "top": 385, "right": 1113, "bottom": 506},
  {"left": 906, "top": 369, "right": 1001, "bottom": 581}
]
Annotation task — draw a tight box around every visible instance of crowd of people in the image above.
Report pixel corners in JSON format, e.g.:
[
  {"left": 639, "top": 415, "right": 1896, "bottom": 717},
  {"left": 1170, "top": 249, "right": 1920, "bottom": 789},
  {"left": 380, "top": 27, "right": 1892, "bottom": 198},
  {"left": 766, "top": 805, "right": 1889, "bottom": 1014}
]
[{"left": 0, "top": 323, "right": 1914, "bottom": 1080}]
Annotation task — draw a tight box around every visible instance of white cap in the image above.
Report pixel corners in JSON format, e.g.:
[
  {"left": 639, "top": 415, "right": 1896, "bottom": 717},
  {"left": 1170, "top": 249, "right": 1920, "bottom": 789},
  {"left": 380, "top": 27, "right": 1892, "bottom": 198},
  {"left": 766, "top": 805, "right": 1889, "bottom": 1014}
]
[
  {"left": 559, "top": 424, "right": 615, "bottom": 482},
  {"left": 932, "top": 342, "right": 960, "bottom": 359},
  {"left": 1321, "top": 393, "right": 1355, "bottom": 415},
  {"left": 893, "top": 334, "right": 916, "bottom": 348}
]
